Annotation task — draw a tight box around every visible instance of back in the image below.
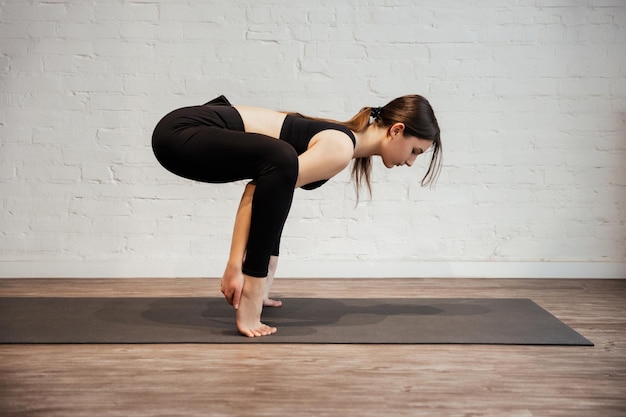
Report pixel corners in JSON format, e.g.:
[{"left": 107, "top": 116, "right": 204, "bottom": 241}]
[{"left": 233, "top": 105, "right": 287, "bottom": 139}]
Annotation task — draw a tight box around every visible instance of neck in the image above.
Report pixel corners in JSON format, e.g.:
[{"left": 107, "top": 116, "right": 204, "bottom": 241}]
[{"left": 352, "top": 124, "right": 386, "bottom": 159}]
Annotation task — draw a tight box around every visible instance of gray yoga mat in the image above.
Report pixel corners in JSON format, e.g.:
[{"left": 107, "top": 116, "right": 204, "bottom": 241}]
[{"left": 0, "top": 297, "right": 593, "bottom": 345}]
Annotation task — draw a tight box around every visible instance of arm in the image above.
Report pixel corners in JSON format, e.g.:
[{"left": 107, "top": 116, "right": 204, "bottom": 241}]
[
  {"left": 221, "top": 182, "right": 255, "bottom": 309},
  {"left": 221, "top": 132, "right": 352, "bottom": 306}
]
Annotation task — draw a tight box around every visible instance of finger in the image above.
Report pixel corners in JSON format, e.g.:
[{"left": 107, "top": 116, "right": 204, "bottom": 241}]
[{"left": 232, "top": 288, "right": 242, "bottom": 310}]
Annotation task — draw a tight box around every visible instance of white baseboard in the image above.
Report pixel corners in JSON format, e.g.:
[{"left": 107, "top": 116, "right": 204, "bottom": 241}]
[{"left": 0, "top": 260, "right": 624, "bottom": 279}]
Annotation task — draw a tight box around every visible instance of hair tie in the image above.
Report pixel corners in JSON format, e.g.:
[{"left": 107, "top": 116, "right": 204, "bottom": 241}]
[{"left": 370, "top": 107, "right": 383, "bottom": 120}]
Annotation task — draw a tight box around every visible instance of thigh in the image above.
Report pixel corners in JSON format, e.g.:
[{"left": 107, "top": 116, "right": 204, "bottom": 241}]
[{"left": 155, "top": 124, "right": 290, "bottom": 184}]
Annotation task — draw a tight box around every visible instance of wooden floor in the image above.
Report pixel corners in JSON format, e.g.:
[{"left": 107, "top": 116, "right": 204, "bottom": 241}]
[{"left": 0, "top": 278, "right": 625, "bottom": 417}]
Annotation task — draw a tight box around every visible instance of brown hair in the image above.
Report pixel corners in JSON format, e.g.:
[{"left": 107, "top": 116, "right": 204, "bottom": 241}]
[{"left": 345, "top": 95, "right": 442, "bottom": 200}]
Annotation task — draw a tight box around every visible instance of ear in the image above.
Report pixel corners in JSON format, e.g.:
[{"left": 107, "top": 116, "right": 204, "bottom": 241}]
[{"left": 388, "top": 123, "right": 405, "bottom": 138}]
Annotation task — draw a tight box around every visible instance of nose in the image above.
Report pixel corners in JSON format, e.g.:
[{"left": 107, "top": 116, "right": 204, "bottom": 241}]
[{"left": 405, "top": 154, "right": 417, "bottom": 167}]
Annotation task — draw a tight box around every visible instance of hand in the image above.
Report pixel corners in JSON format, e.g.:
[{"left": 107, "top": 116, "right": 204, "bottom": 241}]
[{"left": 221, "top": 264, "right": 244, "bottom": 309}]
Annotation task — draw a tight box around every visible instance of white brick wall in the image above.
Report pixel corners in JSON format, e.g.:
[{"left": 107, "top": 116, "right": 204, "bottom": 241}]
[{"left": 1, "top": 0, "right": 625, "bottom": 278}]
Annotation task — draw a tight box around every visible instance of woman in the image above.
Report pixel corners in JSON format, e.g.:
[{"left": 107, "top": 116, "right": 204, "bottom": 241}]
[{"left": 152, "top": 94, "right": 441, "bottom": 337}]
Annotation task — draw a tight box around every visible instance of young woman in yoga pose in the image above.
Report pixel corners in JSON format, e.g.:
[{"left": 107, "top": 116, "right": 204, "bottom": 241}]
[{"left": 152, "top": 94, "right": 441, "bottom": 337}]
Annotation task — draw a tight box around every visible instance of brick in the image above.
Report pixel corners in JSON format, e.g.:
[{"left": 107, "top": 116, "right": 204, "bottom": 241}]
[
  {"left": 0, "top": 213, "right": 30, "bottom": 234},
  {"left": 94, "top": 3, "right": 158, "bottom": 22},
  {"left": 8, "top": 144, "right": 62, "bottom": 164},
  {"left": 0, "top": 163, "right": 16, "bottom": 180},
  {"left": 159, "top": 3, "right": 222, "bottom": 22},
  {"left": 0, "top": 22, "right": 29, "bottom": 38},
  {"left": 49, "top": 165, "right": 81, "bottom": 183},
  {"left": 64, "top": 77, "right": 123, "bottom": 93},
  {"left": 1, "top": 3, "right": 66, "bottom": 21},
  {"left": 92, "top": 39, "right": 153, "bottom": 58},
  {"left": 64, "top": 3, "right": 95, "bottom": 22}
]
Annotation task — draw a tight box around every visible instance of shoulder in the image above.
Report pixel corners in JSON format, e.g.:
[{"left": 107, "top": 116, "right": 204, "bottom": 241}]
[
  {"left": 310, "top": 129, "right": 355, "bottom": 165},
  {"left": 301, "top": 118, "right": 355, "bottom": 154}
]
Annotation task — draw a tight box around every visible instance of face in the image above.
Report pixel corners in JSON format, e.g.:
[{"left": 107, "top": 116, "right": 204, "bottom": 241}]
[{"left": 381, "top": 124, "right": 433, "bottom": 169}]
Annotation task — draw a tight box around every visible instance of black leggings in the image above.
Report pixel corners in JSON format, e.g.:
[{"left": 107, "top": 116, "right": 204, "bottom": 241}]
[{"left": 152, "top": 102, "right": 298, "bottom": 277}]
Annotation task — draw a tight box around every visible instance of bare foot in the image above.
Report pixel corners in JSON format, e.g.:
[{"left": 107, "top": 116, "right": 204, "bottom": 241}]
[
  {"left": 236, "top": 275, "right": 277, "bottom": 337},
  {"left": 263, "top": 298, "right": 283, "bottom": 307}
]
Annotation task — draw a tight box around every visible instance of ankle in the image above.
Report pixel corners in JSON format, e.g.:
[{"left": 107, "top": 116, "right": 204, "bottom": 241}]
[{"left": 243, "top": 275, "right": 266, "bottom": 297}]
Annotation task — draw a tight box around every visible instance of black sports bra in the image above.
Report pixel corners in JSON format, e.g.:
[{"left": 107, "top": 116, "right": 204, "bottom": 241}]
[{"left": 280, "top": 114, "right": 356, "bottom": 190}]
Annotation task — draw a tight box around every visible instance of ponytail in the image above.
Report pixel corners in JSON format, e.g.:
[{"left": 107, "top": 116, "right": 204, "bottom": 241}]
[{"left": 344, "top": 107, "right": 374, "bottom": 202}]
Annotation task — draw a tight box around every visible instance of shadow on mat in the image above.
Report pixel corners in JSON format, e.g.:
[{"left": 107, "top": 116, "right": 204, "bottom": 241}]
[{"left": 109, "top": 298, "right": 493, "bottom": 336}]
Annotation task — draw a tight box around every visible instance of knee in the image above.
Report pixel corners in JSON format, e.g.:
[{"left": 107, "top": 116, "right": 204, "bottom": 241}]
[{"left": 266, "top": 142, "right": 298, "bottom": 186}]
